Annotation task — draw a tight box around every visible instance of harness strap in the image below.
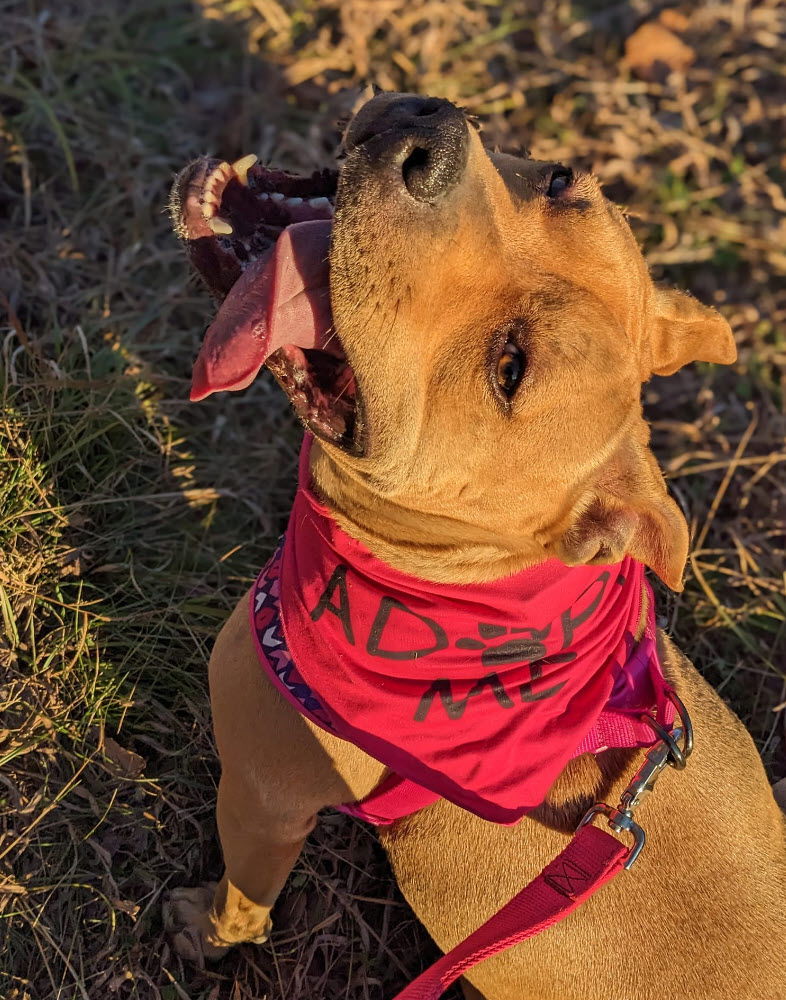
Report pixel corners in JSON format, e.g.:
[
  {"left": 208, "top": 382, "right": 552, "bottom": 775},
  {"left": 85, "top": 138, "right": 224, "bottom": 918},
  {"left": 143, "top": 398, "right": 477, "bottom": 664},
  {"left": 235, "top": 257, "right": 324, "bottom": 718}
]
[
  {"left": 389, "top": 824, "right": 629, "bottom": 1000},
  {"left": 340, "top": 771, "right": 441, "bottom": 826}
]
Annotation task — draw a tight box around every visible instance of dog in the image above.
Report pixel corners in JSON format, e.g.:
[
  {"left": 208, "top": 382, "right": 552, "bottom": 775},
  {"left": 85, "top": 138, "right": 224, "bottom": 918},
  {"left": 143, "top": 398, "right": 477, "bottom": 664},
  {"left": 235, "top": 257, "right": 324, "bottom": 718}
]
[{"left": 167, "top": 93, "right": 786, "bottom": 999}]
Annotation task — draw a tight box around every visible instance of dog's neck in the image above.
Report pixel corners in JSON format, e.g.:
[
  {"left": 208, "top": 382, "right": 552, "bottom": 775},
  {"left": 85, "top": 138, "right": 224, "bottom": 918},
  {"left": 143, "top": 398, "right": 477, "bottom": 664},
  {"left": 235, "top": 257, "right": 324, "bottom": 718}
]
[{"left": 310, "top": 444, "right": 550, "bottom": 585}]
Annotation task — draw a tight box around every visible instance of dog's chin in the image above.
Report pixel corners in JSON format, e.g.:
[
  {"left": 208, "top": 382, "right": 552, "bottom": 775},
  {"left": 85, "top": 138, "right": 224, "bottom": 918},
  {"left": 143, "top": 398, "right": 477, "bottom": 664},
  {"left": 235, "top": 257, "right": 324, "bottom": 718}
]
[{"left": 171, "top": 157, "right": 363, "bottom": 453}]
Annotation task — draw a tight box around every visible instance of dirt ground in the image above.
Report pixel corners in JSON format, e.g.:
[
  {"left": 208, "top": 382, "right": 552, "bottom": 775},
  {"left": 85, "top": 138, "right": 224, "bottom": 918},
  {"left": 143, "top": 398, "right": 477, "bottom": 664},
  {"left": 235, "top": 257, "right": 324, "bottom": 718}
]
[{"left": 1, "top": 1, "right": 784, "bottom": 997}]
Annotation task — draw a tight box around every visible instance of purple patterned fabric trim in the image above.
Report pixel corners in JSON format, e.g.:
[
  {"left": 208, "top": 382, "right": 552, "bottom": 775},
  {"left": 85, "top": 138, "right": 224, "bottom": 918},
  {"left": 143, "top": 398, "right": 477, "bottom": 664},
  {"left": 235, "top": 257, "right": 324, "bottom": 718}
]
[{"left": 250, "top": 538, "right": 335, "bottom": 731}]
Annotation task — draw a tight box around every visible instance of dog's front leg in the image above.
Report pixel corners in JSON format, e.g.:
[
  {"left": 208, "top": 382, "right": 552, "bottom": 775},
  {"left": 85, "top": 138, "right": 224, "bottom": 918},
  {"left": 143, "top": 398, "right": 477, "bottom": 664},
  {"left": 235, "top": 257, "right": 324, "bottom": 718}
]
[
  {"left": 214, "top": 769, "right": 315, "bottom": 944},
  {"left": 170, "top": 765, "right": 316, "bottom": 959},
  {"left": 168, "top": 735, "right": 321, "bottom": 963},
  {"left": 167, "top": 589, "right": 383, "bottom": 962}
]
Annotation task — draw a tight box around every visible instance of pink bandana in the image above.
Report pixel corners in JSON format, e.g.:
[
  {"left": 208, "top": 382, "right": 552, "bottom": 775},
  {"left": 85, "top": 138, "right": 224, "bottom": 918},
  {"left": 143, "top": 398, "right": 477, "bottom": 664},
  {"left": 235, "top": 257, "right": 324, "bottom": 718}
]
[{"left": 251, "top": 438, "right": 674, "bottom": 826}]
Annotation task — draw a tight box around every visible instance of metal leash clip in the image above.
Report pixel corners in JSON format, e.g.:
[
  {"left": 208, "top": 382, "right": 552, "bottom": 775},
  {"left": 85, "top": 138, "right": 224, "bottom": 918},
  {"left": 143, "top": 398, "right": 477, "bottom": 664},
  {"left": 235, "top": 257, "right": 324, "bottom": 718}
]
[{"left": 578, "top": 689, "right": 693, "bottom": 869}]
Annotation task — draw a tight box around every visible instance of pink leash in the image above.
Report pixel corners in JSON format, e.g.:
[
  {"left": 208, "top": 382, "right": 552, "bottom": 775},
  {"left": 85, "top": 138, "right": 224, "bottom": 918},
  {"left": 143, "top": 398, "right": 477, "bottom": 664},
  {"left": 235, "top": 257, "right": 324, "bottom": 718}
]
[
  {"left": 391, "top": 824, "right": 628, "bottom": 1000},
  {"left": 390, "top": 690, "right": 693, "bottom": 1000}
]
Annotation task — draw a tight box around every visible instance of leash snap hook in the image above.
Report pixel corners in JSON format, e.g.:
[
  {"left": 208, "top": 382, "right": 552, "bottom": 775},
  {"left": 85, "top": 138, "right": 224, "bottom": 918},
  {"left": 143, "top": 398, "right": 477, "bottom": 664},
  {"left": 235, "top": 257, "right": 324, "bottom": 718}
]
[
  {"left": 579, "top": 734, "right": 675, "bottom": 869},
  {"left": 579, "top": 692, "right": 695, "bottom": 870},
  {"left": 577, "top": 803, "right": 646, "bottom": 869},
  {"left": 578, "top": 734, "right": 681, "bottom": 869},
  {"left": 619, "top": 728, "right": 684, "bottom": 813}
]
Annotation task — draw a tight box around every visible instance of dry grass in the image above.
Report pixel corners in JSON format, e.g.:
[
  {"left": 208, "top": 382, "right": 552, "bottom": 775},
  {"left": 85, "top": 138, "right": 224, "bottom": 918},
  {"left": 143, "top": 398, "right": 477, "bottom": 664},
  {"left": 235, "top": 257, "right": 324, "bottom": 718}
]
[{"left": 1, "top": 1, "right": 784, "bottom": 997}]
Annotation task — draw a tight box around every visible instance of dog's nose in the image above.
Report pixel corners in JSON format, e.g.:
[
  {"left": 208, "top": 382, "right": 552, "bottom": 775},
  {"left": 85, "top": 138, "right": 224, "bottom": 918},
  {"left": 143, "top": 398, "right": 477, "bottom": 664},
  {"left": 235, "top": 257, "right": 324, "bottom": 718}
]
[{"left": 345, "top": 93, "right": 469, "bottom": 202}]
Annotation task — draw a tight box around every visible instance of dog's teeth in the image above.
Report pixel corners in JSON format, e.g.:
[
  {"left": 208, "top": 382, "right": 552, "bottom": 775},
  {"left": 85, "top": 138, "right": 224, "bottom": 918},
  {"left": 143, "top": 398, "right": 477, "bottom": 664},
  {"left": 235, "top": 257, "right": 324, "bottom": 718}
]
[
  {"left": 201, "top": 192, "right": 219, "bottom": 219},
  {"left": 232, "top": 153, "right": 257, "bottom": 186},
  {"left": 208, "top": 217, "right": 234, "bottom": 235},
  {"left": 285, "top": 196, "right": 303, "bottom": 206},
  {"left": 258, "top": 192, "right": 270, "bottom": 201},
  {"left": 270, "top": 192, "right": 285, "bottom": 203},
  {"left": 308, "top": 197, "right": 330, "bottom": 209}
]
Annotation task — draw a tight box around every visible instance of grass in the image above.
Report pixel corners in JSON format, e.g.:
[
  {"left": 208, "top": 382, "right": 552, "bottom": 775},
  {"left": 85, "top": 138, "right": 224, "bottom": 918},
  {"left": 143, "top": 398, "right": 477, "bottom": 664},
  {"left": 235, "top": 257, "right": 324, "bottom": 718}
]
[{"left": 1, "top": 0, "right": 784, "bottom": 997}]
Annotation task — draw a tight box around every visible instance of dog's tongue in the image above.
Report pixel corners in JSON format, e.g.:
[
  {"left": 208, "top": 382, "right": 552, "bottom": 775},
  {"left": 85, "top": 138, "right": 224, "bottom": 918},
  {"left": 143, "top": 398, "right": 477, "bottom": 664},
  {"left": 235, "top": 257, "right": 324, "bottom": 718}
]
[{"left": 190, "top": 220, "right": 332, "bottom": 401}]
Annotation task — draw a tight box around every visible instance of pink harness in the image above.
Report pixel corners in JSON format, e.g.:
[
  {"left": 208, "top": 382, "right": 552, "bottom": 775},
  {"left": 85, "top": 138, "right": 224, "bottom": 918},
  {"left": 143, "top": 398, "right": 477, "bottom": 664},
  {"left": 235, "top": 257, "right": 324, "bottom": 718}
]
[{"left": 249, "top": 438, "right": 687, "bottom": 997}]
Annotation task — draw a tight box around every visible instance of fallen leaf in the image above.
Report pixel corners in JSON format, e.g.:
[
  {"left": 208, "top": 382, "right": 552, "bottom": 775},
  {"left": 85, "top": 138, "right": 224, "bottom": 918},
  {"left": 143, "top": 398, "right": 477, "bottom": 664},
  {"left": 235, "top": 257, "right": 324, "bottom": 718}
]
[
  {"left": 59, "top": 547, "right": 92, "bottom": 576},
  {"left": 624, "top": 22, "right": 695, "bottom": 82},
  {"left": 102, "top": 736, "right": 146, "bottom": 779},
  {"left": 110, "top": 897, "right": 140, "bottom": 920},
  {"left": 659, "top": 9, "right": 690, "bottom": 32}
]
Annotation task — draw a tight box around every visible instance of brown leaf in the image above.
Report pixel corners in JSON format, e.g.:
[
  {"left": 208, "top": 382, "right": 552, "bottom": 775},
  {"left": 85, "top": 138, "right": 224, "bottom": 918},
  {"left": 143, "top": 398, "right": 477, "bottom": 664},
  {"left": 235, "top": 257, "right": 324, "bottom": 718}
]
[
  {"left": 659, "top": 9, "right": 690, "bottom": 32},
  {"left": 59, "top": 547, "right": 91, "bottom": 577},
  {"left": 102, "top": 736, "right": 146, "bottom": 779},
  {"left": 624, "top": 22, "right": 695, "bottom": 82},
  {"left": 110, "top": 897, "right": 140, "bottom": 920}
]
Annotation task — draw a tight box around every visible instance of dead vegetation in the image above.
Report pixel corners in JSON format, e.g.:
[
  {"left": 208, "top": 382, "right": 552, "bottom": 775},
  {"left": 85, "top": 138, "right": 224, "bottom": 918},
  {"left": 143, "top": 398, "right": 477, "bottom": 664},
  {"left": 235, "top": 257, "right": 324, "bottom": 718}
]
[{"left": 1, "top": 1, "right": 784, "bottom": 997}]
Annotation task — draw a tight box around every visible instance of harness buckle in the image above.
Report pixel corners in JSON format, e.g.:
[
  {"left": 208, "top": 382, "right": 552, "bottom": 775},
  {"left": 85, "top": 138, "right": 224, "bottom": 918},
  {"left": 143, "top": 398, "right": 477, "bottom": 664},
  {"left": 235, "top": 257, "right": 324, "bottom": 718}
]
[{"left": 578, "top": 688, "right": 693, "bottom": 870}]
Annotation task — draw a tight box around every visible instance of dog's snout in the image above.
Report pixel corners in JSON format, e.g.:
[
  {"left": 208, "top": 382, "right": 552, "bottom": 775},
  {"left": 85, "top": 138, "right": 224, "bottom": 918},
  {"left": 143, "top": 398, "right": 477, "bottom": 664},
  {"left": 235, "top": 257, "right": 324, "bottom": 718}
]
[
  {"left": 345, "top": 95, "right": 453, "bottom": 150},
  {"left": 345, "top": 93, "right": 469, "bottom": 202}
]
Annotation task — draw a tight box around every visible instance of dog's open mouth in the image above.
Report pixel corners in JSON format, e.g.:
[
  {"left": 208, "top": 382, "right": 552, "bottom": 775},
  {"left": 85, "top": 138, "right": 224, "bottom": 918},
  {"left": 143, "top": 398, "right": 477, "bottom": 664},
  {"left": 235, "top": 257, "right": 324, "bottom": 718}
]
[{"left": 171, "top": 155, "right": 360, "bottom": 449}]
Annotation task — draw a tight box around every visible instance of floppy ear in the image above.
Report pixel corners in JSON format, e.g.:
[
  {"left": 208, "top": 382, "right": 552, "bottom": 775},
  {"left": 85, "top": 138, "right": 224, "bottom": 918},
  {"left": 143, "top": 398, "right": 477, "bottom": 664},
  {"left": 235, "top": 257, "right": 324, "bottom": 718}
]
[
  {"left": 648, "top": 288, "right": 736, "bottom": 377},
  {"left": 553, "top": 439, "right": 689, "bottom": 591}
]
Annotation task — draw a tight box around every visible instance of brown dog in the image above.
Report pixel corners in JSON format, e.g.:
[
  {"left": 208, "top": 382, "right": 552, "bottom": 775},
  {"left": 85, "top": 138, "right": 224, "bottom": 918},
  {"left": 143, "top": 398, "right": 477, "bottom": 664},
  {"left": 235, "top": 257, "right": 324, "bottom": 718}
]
[{"left": 168, "top": 93, "right": 786, "bottom": 999}]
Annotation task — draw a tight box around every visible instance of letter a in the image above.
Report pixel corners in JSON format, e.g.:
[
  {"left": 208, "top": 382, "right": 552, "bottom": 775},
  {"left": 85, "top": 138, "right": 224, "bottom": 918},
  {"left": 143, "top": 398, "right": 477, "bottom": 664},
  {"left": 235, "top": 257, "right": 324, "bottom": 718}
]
[{"left": 310, "top": 565, "right": 355, "bottom": 644}]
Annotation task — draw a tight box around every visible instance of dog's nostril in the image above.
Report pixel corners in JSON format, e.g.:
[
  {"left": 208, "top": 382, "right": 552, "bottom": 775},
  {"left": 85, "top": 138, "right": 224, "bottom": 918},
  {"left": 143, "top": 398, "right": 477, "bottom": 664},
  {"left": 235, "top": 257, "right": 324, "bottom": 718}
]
[
  {"left": 403, "top": 146, "right": 430, "bottom": 174},
  {"left": 414, "top": 99, "right": 442, "bottom": 117},
  {"left": 401, "top": 146, "right": 432, "bottom": 198}
]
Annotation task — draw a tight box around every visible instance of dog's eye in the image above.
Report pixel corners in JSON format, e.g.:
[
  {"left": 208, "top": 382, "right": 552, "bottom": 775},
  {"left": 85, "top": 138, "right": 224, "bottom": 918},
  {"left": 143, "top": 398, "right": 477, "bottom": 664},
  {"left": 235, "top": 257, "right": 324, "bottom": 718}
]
[
  {"left": 547, "top": 167, "right": 573, "bottom": 198},
  {"left": 496, "top": 342, "right": 524, "bottom": 398}
]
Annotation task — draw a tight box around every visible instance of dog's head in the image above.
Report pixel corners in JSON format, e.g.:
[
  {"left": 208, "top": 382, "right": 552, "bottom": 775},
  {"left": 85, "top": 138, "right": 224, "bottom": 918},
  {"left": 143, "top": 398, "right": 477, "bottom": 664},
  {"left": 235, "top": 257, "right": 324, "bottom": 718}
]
[{"left": 170, "top": 93, "right": 735, "bottom": 588}]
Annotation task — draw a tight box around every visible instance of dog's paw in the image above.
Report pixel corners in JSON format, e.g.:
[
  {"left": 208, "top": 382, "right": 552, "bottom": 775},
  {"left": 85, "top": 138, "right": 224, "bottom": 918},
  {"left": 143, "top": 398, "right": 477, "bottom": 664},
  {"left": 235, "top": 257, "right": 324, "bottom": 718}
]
[
  {"left": 164, "top": 883, "right": 273, "bottom": 964},
  {"left": 165, "top": 884, "right": 232, "bottom": 964}
]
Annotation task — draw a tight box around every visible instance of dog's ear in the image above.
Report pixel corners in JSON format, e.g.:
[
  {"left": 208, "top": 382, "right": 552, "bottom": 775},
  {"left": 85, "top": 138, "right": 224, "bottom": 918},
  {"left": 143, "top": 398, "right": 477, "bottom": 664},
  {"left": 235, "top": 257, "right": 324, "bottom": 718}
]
[
  {"left": 552, "top": 437, "right": 689, "bottom": 591},
  {"left": 646, "top": 288, "right": 736, "bottom": 377},
  {"left": 556, "top": 494, "right": 688, "bottom": 591}
]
